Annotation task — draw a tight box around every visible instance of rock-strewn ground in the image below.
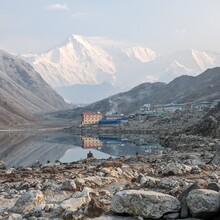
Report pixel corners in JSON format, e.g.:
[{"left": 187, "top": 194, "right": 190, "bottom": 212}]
[
  {"left": 1, "top": 106, "right": 220, "bottom": 220},
  {"left": 0, "top": 133, "right": 220, "bottom": 220}
]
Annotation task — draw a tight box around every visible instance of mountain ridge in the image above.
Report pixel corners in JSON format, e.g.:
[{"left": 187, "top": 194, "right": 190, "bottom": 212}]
[
  {"left": 0, "top": 49, "right": 68, "bottom": 127},
  {"left": 20, "top": 35, "right": 220, "bottom": 89},
  {"left": 47, "top": 67, "right": 220, "bottom": 121}
]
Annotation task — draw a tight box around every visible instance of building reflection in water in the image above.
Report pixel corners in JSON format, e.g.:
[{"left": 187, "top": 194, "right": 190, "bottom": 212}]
[
  {"left": 81, "top": 136, "right": 128, "bottom": 149},
  {"left": 81, "top": 136, "right": 103, "bottom": 149},
  {"left": 80, "top": 135, "right": 164, "bottom": 157}
]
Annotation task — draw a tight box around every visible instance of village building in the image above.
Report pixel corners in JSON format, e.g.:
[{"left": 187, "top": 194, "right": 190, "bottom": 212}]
[
  {"left": 137, "top": 111, "right": 165, "bottom": 121},
  {"left": 81, "top": 112, "right": 102, "bottom": 125},
  {"left": 140, "top": 104, "right": 151, "bottom": 112},
  {"left": 153, "top": 103, "right": 183, "bottom": 113},
  {"left": 98, "top": 113, "right": 127, "bottom": 125},
  {"left": 105, "top": 114, "right": 125, "bottom": 120},
  {"left": 191, "top": 101, "right": 212, "bottom": 110},
  {"left": 213, "top": 99, "right": 220, "bottom": 107}
]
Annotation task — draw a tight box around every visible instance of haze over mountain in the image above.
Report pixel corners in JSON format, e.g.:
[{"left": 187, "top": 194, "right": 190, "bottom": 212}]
[
  {"left": 0, "top": 50, "right": 68, "bottom": 127},
  {"left": 20, "top": 35, "right": 220, "bottom": 104},
  {"left": 48, "top": 67, "right": 220, "bottom": 120}
]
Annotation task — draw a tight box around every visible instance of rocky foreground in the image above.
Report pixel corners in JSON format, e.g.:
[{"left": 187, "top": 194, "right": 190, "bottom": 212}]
[{"left": 0, "top": 134, "right": 220, "bottom": 220}]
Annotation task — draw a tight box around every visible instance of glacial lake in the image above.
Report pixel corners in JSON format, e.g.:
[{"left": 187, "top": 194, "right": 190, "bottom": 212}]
[{"left": 0, "top": 131, "right": 164, "bottom": 168}]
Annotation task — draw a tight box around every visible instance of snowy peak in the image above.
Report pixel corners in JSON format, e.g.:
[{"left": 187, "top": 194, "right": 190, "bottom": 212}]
[
  {"left": 20, "top": 35, "right": 220, "bottom": 91},
  {"left": 20, "top": 35, "right": 157, "bottom": 88},
  {"left": 165, "top": 60, "right": 192, "bottom": 76},
  {"left": 121, "top": 47, "right": 157, "bottom": 63},
  {"left": 25, "top": 35, "right": 118, "bottom": 88},
  {"left": 159, "top": 49, "right": 220, "bottom": 81},
  {"left": 191, "top": 49, "right": 217, "bottom": 70}
]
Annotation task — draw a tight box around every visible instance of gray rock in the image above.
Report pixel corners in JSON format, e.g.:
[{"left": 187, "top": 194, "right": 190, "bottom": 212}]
[
  {"left": 178, "top": 180, "right": 207, "bottom": 218},
  {"left": 111, "top": 190, "right": 181, "bottom": 219},
  {"left": 8, "top": 214, "right": 23, "bottom": 220},
  {"left": 191, "top": 166, "right": 202, "bottom": 174},
  {"left": 140, "top": 176, "right": 160, "bottom": 187},
  {"left": 74, "top": 178, "right": 85, "bottom": 190},
  {"left": 16, "top": 182, "right": 30, "bottom": 191},
  {"left": 178, "top": 180, "right": 207, "bottom": 201},
  {"left": 61, "top": 196, "right": 88, "bottom": 212},
  {"left": 0, "top": 160, "right": 6, "bottom": 170},
  {"left": 207, "top": 182, "right": 220, "bottom": 192},
  {"left": 159, "top": 177, "right": 180, "bottom": 194},
  {"left": 187, "top": 189, "right": 220, "bottom": 218},
  {"left": 61, "top": 179, "right": 77, "bottom": 191},
  {"left": 60, "top": 187, "right": 93, "bottom": 212},
  {"left": 84, "top": 176, "right": 102, "bottom": 187},
  {"left": 180, "top": 196, "right": 189, "bottom": 218},
  {"left": 92, "top": 215, "right": 137, "bottom": 220},
  {"left": 163, "top": 212, "right": 179, "bottom": 219},
  {"left": 161, "top": 162, "right": 191, "bottom": 176},
  {"left": 12, "top": 190, "right": 45, "bottom": 214}
]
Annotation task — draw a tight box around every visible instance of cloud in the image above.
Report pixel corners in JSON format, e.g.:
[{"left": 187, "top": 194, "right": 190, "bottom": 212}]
[
  {"left": 175, "top": 29, "right": 186, "bottom": 35},
  {"left": 45, "top": 3, "right": 69, "bottom": 11}
]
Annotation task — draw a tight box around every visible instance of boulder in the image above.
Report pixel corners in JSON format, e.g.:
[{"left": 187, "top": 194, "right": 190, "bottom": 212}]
[
  {"left": 159, "top": 177, "right": 180, "bottom": 194},
  {"left": 187, "top": 189, "right": 220, "bottom": 218},
  {"left": 178, "top": 180, "right": 208, "bottom": 218},
  {"left": 12, "top": 190, "right": 45, "bottom": 214},
  {"left": 161, "top": 162, "right": 191, "bottom": 176},
  {"left": 110, "top": 190, "right": 181, "bottom": 219},
  {"left": 102, "top": 167, "right": 119, "bottom": 178},
  {"left": 61, "top": 179, "right": 77, "bottom": 191},
  {"left": 60, "top": 187, "right": 93, "bottom": 212},
  {"left": 207, "top": 182, "right": 220, "bottom": 192},
  {"left": 61, "top": 196, "right": 88, "bottom": 212},
  {"left": 140, "top": 176, "right": 160, "bottom": 187},
  {"left": 85, "top": 197, "right": 108, "bottom": 217},
  {"left": 8, "top": 214, "right": 23, "bottom": 220},
  {"left": 74, "top": 178, "right": 85, "bottom": 190},
  {"left": 0, "top": 160, "right": 6, "bottom": 170},
  {"left": 163, "top": 212, "right": 179, "bottom": 219},
  {"left": 16, "top": 182, "right": 31, "bottom": 191},
  {"left": 98, "top": 161, "right": 123, "bottom": 168},
  {"left": 84, "top": 176, "right": 102, "bottom": 187}
]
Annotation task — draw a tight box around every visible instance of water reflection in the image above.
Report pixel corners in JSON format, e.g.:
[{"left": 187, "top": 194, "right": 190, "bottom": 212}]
[
  {"left": 80, "top": 135, "right": 163, "bottom": 157},
  {"left": 0, "top": 132, "right": 163, "bottom": 168}
]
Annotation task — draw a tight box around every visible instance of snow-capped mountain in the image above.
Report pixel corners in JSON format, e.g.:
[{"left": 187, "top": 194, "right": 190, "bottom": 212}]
[
  {"left": 20, "top": 35, "right": 157, "bottom": 89},
  {"left": 150, "top": 49, "right": 220, "bottom": 82},
  {"left": 20, "top": 35, "right": 220, "bottom": 104}
]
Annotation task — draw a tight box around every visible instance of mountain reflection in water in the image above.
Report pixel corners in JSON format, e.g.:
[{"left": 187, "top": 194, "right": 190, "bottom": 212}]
[{"left": 0, "top": 132, "right": 164, "bottom": 168}]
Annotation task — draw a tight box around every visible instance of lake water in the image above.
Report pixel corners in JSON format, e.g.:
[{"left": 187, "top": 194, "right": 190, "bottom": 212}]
[{"left": 0, "top": 131, "right": 164, "bottom": 168}]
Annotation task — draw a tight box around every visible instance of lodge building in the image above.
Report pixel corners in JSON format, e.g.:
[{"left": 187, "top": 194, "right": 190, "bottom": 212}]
[{"left": 81, "top": 112, "right": 102, "bottom": 125}]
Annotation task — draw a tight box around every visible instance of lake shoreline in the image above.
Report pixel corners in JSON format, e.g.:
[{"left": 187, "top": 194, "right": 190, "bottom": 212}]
[{"left": 0, "top": 133, "right": 220, "bottom": 219}]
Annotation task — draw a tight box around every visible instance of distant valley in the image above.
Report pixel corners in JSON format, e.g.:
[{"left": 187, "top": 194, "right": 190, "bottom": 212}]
[
  {"left": 56, "top": 82, "right": 121, "bottom": 104},
  {"left": 49, "top": 67, "right": 220, "bottom": 121},
  {"left": 1, "top": 43, "right": 220, "bottom": 128}
]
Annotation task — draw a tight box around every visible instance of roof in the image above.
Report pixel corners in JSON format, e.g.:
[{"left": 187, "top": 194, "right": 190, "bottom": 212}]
[
  {"left": 82, "top": 112, "right": 102, "bottom": 115},
  {"left": 154, "top": 103, "right": 183, "bottom": 107}
]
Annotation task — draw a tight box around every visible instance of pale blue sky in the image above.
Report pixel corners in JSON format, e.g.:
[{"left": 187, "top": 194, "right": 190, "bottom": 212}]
[{"left": 0, "top": 0, "right": 220, "bottom": 53}]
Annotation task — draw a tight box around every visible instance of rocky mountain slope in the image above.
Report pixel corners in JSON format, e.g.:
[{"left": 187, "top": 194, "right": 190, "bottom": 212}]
[
  {"left": 186, "top": 102, "right": 220, "bottom": 138},
  {"left": 48, "top": 67, "right": 220, "bottom": 120},
  {"left": 0, "top": 50, "right": 68, "bottom": 127}
]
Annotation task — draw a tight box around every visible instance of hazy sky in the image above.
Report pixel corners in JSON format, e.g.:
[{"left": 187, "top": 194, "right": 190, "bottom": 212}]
[{"left": 0, "top": 0, "right": 220, "bottom": 53}]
